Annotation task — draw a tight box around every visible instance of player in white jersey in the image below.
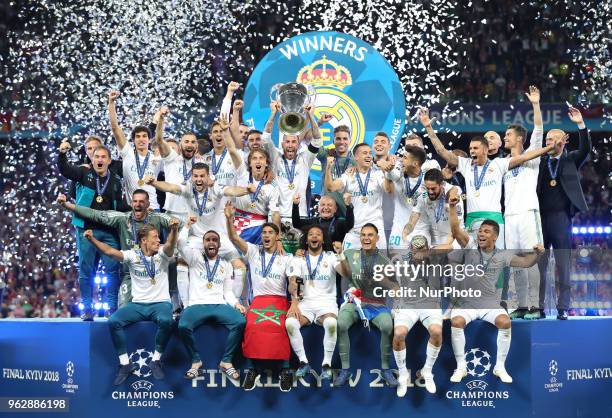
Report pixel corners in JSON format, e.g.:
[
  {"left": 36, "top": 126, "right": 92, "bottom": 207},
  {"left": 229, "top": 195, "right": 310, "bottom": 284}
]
[
  {"left": 108, "top": 91, "right": 163, "bottom": 210},
  {"left": 232, "top": 148, "right": 282, "bottom": 244},
  {"left": 203, "top": 118, "right": 243, "bottom": 187},
  {"left": 84, "top": 221, "right": 179, "bottom": 385},
  {"left": 325, "top": 143, "right": 393, "bottom": 250},
  {"left": 286, "top": 225, "right": 341, "bottom": 381},
  {"left": 503, "top": 86, "right": 548, "bottom": 318},
  {"left": 419, "top": 107, "right": 556, "bottom": 248},
  {"left": 403, "top": 169, "right": 464, "bottom": 248},
  {"left": 385, "top": 144, "right": 429, "bottom": 253},
  {"left": 262, "top": 101, "right": 322, "bottom": 221},
  {"left": 224, "top": 202, "right": 294, "bottom": 392},
  {"left": 446, "top": 198, "right": 544, "bottom": 384},
  {"left": 176, "top": 222, "right": 246, "bottom": 383},
  {"left": 404, "top": 133, "right": 441, "bottom": 172}
]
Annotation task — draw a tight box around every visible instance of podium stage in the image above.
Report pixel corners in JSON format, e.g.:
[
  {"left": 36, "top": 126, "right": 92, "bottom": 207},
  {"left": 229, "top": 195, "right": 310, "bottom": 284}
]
[{"left": 1, "top": 317, "right": 611, "bottom": 418}]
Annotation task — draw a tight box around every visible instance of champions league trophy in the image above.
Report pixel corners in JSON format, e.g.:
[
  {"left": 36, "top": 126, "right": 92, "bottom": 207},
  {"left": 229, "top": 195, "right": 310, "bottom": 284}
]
[{"left": 270, "top": 82, "right": 316, "bottom": 135}]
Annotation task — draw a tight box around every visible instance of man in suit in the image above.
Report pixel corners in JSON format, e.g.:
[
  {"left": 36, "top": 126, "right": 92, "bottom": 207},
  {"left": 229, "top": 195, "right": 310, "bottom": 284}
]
[{"left": 526, "top": 107, "right": 591, "bottom": 320}]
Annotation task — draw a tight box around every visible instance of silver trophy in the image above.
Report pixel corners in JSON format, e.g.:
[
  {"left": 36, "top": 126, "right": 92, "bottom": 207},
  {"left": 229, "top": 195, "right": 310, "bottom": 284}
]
[{"left": 270, "top": 82, "right": 316, "bottom": 135}]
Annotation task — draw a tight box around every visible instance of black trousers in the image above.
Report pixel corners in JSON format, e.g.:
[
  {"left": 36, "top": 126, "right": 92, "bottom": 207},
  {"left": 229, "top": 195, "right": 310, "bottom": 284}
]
[{"left": 538, "top": 210, "right": 572, "bottom": 310}]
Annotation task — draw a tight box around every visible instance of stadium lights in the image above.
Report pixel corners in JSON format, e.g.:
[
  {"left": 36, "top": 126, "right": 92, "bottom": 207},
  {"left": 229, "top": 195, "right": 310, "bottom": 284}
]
[
  {"left": 94, "top": 276, "right": 100, "bottom": 285},
  {"left": 78, "top": 303, "right": 84, "bottom": 311},
  {"left": 94, "top": 302, "right": 102, "bottom": 310},
  {"left": 102, "top": 303, "right": 109, "bottom": 310},
  {"left": 572, "top": 226, "right": 611, "bottom": 235}
]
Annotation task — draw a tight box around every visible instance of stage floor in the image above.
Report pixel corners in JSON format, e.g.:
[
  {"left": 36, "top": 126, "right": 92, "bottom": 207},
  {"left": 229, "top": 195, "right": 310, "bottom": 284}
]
[{"left": 1, "top": 317, "right": 610, "bottom": 418}]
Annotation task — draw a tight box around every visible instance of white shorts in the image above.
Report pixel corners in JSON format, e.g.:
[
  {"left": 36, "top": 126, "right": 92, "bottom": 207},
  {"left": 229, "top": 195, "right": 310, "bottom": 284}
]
[
  {"left": 388, "top": 223, "right": 431, "bottom": 251},
  {"left": 505, "top": 210, "right": 543, "bottom": 251},
  {"left": 468, "top": 220, "right": 505, "bottom": 249},
  {"left": 450, "top": 308, "right": 508, "bottom": 325},
  {"left": 393, "top": 308, "right": 443, "bottom": 330},
  {"left": 343, "top": 225, "right": 387, "bottom": 250},
  {"left": 187, "top": 234, "right": 239, "bottom": 260},
  {"left": 299, "top": 298, "right": 338, "bottom": 324}
]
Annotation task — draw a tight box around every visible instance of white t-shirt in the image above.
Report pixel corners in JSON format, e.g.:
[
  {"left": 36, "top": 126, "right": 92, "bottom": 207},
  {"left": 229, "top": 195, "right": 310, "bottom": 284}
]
[
  {"left": 387, "top": 165, "right": 428, "bottom": 226},
  {"left": 178, "top": 182, "right": 227, "bottom": 237},
  {"left": 288, "top": 251, "right": 339, "bottom": 302},
  {"left": 457, "top": 156, "right": 509, "bottom": 214},
  {"left": 245, "top": 242, "right": 292, "bottom": 298},
  {"left": 162, "top": 149, "right": 204, "bottom": 214},
  {"left": 413, "top": 182, "right": 464, "bottom": 245},
  {"left": 422, "top": 158, "right": 441, "bottom": 172},
  {"left": 121, "top": 248, "right": 172, "bottom": 303},
  {"left": 177, "top": 237, "right": 236, "bottom": 307},
  {"left": 503, "top": 127, "right": 543, "bottom": 215},
  {"left": 263, "top": 132, "right": 317, "bottom": 218},
  {"left": 120, "top": 146, "right": 162, "bottom": 210},
  {"left": 202, "top": 148, "right": 241, "bottom": 187},
  {"left": 233, "top": 165, "right": 280, "bottom": 215},
  {"left": 340, "top": 168, "right": 386, "bottom": 229}
]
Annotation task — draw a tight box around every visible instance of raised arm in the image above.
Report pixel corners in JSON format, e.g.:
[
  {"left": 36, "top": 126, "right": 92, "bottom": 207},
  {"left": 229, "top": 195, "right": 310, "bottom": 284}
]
[
  {"left": 525, "top": 85, "right": 543, "bottom": 150},
  {"left": 510, "top": 244, "right": 544, "bottom": 268},
  {"left": 230, "top": 99, "right": 244, "bottom": 150},
  {"left": 154, "top": 107, "right": 171, "bottom": 158},
  {"left": 176, "top": 221, "right": 198, "bottom": 265},
  {"left": 218, "top": 115, "right": 243, "bottom": 169},
  {"left": 144, "top": 175, "right": 182, "bottom": 194},
  {"left": 449, "top": 193, "right": 470, "bottom": 247},
  {"left": 57, "top": 143, "right": 85, "bottom": 181},
  {"left": 419, "top": 107, "right": 458, "bottom": 166},
  {"left": 567, "top": 107, "right": 591, "bottom": 167},
  {"left": 108, "top": 91, "right": 128, "bottom": 150},
  {"left": 508, "top": 141, "right": 555, "bottom": 169},
  {"left": 84, "top": 229, "right": 124, "bottom": 261},
  {"left": 224, "top": 201, "right": 248, "bottom": 254},
  {"left": 220, "top": 81, "right": 238, "bottom": 120},
  {"left": 305, "top": 105, "right": 322, "bottom": 148},
  {"left": 264, "top": 101, "right": 280, "bottom": 134},
  {"left": 325, "top": 157, "right": 345, "bottom": 192},
  {"left": 163, "top": 219, "right": 180, "bottom": 257},
  {"left": 223, "top": 184, "right": 256, "bottom": 197}
]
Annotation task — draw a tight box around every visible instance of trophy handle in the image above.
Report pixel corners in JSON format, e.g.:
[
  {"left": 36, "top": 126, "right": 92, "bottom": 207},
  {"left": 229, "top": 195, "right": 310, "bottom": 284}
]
[
  {"left": 305, "top": 84, "right": 317, "bottom": 108},
  {"left": 270, "top": 83, "right": 283, "bottom": 106}
]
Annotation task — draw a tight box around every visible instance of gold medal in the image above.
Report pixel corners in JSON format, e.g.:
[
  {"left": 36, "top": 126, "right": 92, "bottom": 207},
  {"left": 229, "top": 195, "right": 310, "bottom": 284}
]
[
  {"left": 406, "top": 197, "right": 413, "bottom": 205},
  {"left": 250, "top": 202, "right": 257, "bottom": 209},
  {"left": 361, "top": 196, "right": 368, "bottom": 203},
  {"left": 288, "top": 183, "right": 295, "bottom": 190},
  {"left": 474, "top": 191, "right": 480, "bottom": 197},
  {"left": 133, "top": 244, "right": 139, "bottom": 250},
  {"left": 207, "top": 282, "right": 213, "bottom": 289},
  {"left": 461, "top": 194, "right": 467, "bottom": 201},
  {"left": 96, "top": 196, "right": 103, "bottom": 203},
  {"left": 151, "top": 278, "right": 156, "bottom": 286},
  {"left": 138, "top": 179, "right": 144, "bottom": 186},
  {"left": 550, "top": 179, "right": 557, "bottom": 187}
]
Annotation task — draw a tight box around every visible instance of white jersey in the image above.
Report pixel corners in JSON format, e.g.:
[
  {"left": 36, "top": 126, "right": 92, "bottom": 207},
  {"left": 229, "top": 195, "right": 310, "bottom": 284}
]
[
  {"left": 413, "top": 182, "right": 464, "bottom": 246},
  {"left": 245, "top": 242, "right": 292, "bottom": 298},
  {"left": 119, "top": 146, "right": 163, "bottom": 210},
  {"left": 177, "top": 236, "right": 237, "bottom": 307},
  {"left": 387, "top": 164, "right": 428, "bottom": 226},
  {"left": 178, "top": 182, "right": 227, "bottom": 237},
  {"left": 457, "top": 156, "right": 509, "bottom": 214},
  {"left": 262, "top": 132, "right": 319, "bottom": 218},
  {"left": 288, "top": 251, "right": 339, "bottom": 303},
  {"left": 202, "top": 148, "right": 241, "bottom": 186},
  {"left": 162, "top": 149, "right": 204, "bottom": 214},
  {"left": 339, "top": 168, "right": 386, "bottom": 229},
  {"left": 422, "top": 158, "right": 441, "bottom": 172},
  {"left": 233, "top": 165, "right": 280, "bottom": 216},
  {"left": 503, "top": 127, "right": 543, "bottom": 215},
  {"left": 121, "top": 247, "right": 172, "bottom": 303}
]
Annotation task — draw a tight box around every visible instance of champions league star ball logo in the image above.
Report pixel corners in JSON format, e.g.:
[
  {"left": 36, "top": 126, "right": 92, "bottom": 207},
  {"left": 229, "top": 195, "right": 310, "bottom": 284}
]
[
  {"left": 129, "top": 348, "right": 153, "bottom": 378},
  {"left": 549, "top": 360, "right": 558, "bottom": 376},
  {"left": 66, "top": 361, "right": 74, "bottom": 379},
  {"left": 465, "top": 348, "right": 492, "bottom": 378}
]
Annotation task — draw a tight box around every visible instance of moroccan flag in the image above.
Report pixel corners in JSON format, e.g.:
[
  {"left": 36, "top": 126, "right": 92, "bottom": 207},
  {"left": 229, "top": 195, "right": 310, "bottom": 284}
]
[{"left": 242, "top": 295, "right": 290, "bottom": 360}]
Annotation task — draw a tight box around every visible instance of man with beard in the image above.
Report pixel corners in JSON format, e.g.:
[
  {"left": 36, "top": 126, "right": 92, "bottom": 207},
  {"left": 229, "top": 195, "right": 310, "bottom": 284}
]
[
  {"left": 403, "top": 133, "right": 441, "bottom": 172},
  {"left": 145, "top": 160, "right": 256, "bottom": 305},
  {"left": 232, "top": 148, "right": 282, "bottom": 243},
  {"left": 447, "top": 196, "right": 544, "bottom": 384},
  {"left": 262, "top": 101, "right": 322, "bottom": 222},
  {"left": 334, "top": 224, "right": 398, "bottom": 387},
  {"left": 292, "top": 193, "right": 354, "bottom": 253},
  {"left": 202, "top": 116, "right": 243, "bottom": 188},
  {"left": 385, "top": 144, "right": 429, "bottom": 254},
  {"left": 325, "top": 143, "right": 393, "bottom": 250},
  {"left": 225, "top": 202, "right": 294, "bottom": 392},
  {"left": 286, "top": 225, "right": 341, "bottom": 380},
  {"left": 58, "top": 143, "right": 128, "bottom": 320},
  {"left": 317, "top": 125, "right": 356, "bottom": 217},
  {"left": 84, "top": 221, "right": 179, "bottom": 385},
  {"left": 108, "top": 90, "right": 163, "bottom": 210},
  {"left": 56, "top": 189, "right": 180, "bottom": 309},
  {"left": 176, "top": 219, "right": 246, "bottom": 383},
  {"left": 402, "top": 169, "right": 463, "bottom": 248}
]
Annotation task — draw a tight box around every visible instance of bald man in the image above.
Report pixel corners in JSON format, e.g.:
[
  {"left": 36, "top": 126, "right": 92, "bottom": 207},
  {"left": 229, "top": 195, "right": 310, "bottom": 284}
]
[
  {"left": 484, "top": 131, "right": 504, "bottom": 159},
  {"left": 532, "top": 107, "right": 591, "bottom": 320}
]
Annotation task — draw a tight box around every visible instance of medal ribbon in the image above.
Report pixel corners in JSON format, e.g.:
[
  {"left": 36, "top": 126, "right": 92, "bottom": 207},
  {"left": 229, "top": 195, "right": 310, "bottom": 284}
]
[
  {"left": 138, "top": 250, "right": 156, "bottom": 280},
  {"left": 193, "top": 187, "right": 209, "bottom": 216},
  {"left": 95, "top": 173, "right": 111, "bottom": 197},
  {"left": 130, "top": 213, "right": 148, "bottom": 247},
  {"left": 355, "top": 169, "right": 371, "bottom": 199},
  {"left": 547, "top": 157, "right": 560, "bottom": 180},
  {"left": 249, "top": 174, "right": 264, "bottom": 206},
  {"left": 334, "top": 154, "right": 350, "bottom": 177},
  {"left": 473, "top": 160, "right": 491, "bottom": 193},
  {"left": 211, "top": 149, "right": 227, "bottom": 175},
  {"left": 204, "top": 256, "right": 220, "bottom": 287},
  {"left": 182, "top": 157, "right": 193, "bottom": 183},
  {"left": 434, "top": 193, "right": 446, "bottom": 223},
  {"left": 478, "top": 248, "right": 498, "bottom": 273},
  {"left": 135, "top": 151, "right": 150, "bottom": 182},
  {"left": 282, "top": 157, "right": 296, "bottom": 184},
  {"left": 404, "top": 172, "right": 423, "bottom": 198},
  {"left": 360, "top": 249, "right": 378, "bottom": 280},
  {"left": 260, "top": 248, "right": 278, "bottom": 278},
  {"left": 305, "top": 252, "right": 324, "bottom": 281}
]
